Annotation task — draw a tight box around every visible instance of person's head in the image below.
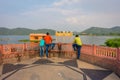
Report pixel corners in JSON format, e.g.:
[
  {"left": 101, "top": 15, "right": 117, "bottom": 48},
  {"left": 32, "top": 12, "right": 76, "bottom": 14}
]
[
  {"left": 75, "top": 35, "right": 79, "bottom": 37},
  {"left": 46, "top": 32, "right": 49, "bottom": 35}
]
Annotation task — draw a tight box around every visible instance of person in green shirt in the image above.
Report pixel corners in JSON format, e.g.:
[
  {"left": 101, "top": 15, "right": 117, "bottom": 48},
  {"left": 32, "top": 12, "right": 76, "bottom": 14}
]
[{"left": 72, "top": 35, "right": 82, "bottom": 59}]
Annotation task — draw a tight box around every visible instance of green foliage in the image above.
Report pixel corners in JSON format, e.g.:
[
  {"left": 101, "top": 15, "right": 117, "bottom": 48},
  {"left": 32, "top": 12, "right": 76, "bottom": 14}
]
[
  {"left": 19, "top": 39, "right": 39, "bottom": 43},
  {"left": 30, "top": 40, "right": 39, "bottom": 43},
  {"left": 105, "top": 38, "right": 120, "bottom": 48},
  {"left": 0, "top": 27, "right": 56, "bottom": 35},
  {"left": 18, "top": 39, "right": 30, "bottom": 42}
]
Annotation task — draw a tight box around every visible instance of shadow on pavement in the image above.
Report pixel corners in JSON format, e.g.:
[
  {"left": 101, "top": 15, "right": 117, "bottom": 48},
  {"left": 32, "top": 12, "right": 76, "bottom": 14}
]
[
  {"left": 80, "top": 68, "right": 113, "bottom": 80},
  {"left": 58, "top": 59, "right": 78, "bottom": 68},
  {"left": 32, "top": 59, "right": 54, "bottom": 64},
  {"left": 2, "top": 64, "right": 27, "bottom": 74}
]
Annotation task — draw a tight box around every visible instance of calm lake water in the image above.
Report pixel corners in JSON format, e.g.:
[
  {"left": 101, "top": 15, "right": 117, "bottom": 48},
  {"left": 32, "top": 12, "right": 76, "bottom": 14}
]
[{"left": 0, "top": 35, "right": 120, "bottom": 45}]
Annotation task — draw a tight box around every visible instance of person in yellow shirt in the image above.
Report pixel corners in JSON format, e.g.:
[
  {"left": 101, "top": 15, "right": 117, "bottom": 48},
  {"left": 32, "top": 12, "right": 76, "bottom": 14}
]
[{"left": 72, "top": 35, "right": 82, "bottom": 59}]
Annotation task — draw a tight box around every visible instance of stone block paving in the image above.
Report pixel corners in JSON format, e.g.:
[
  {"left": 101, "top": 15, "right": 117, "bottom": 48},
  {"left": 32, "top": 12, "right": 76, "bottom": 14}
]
[{"left": 0, "top": 57, "right": 120, "bottom": 80}]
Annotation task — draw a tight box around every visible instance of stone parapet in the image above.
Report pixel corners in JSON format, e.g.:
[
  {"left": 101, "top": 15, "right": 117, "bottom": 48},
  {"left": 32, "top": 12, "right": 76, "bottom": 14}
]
[{"left": 0, "top": 43, "right": 120, "bottom": 76}]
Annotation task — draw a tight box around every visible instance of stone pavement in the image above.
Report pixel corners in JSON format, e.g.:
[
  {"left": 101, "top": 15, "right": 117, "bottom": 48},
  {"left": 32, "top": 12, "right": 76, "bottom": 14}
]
[{"left": 0, "top": 57, "right": 120, "bottom": 80}]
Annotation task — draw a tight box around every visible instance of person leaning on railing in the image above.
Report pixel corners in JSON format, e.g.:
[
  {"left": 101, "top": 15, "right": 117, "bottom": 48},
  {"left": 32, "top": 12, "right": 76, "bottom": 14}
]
[
  {"left": 72, "top": 35, "right": 82, "bottom": 59},
  {"left": 44, "top": 32, "right": 55, "bottom": 58}
]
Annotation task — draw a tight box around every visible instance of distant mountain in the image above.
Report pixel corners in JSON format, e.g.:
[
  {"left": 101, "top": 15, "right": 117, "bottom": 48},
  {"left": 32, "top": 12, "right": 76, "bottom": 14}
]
[
  {"left": 0, "top": 27, "right": 56, "bottom": 35},
  {"left": 0, "top": 26, "right": 120, "bottom": 35},
  {"left": 80, "top": 26, "right": 120, "bottom": 35}
]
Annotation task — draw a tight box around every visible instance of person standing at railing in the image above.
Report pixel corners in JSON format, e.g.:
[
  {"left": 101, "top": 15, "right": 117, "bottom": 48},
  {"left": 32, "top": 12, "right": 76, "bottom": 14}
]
[
  {"left": 44, "top": 32, "right": 55, "bottom": 58},
  {"left": 72, "top": 35, "right": 82, "bottom": 59},
  {"left": 39, "top": 36, "right": 45, "bottom": 58}
]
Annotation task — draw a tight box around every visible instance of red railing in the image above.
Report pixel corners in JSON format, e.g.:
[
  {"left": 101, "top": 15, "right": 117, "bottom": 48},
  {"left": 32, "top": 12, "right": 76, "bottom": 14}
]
[
  {"left": 81, "top": 44, "right": 119, "bottom": 60},
  {"left": 0, "top": 43, "right": 39, "bottom": 59},
  {"left": 0, "top": 43, "right": 120, "bottom": 61},
  {"left": 81, "top": 44, "right": 93, "bottom": 55},
  {"left": 96, "top": 46, "right": 117, "bottom": 59}
]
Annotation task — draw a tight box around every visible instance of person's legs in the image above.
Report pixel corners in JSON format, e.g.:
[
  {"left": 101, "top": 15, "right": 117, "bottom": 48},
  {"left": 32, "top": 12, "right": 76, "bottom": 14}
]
[
  {"left": 45, "top": 44, "right": 50, "bottom": 57},
  {"left": 40, "top": 46, "right": 43, "bottom": 57},
  {"left": 77, "top": 45, "right": 82, "bottom": 59},
  {"left": 51, "top": 43, "right": 55, "bottom": 49},
  {"left": 40, "top": 47, "right": 41, "bottom": 57},
  {"left": 42, "top": 46, "right": 44, "bottom": 57},
  {"left": 72, "top": 44, "right": 77, "bottom": 51}
]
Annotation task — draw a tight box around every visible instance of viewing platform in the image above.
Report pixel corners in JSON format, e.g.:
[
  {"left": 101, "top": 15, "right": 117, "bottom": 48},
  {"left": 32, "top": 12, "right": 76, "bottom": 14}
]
[
  {"left": 0, "top": 57, "right": 119, "bottom": 80},
  {"left": 0, "top": 43, "right": 120, "bottom": 80}
]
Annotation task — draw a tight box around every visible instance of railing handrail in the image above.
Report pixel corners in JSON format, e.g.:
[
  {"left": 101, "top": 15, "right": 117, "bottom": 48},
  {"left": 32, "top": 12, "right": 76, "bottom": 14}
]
[{"left": 0, "top": 43, "right": 120, "bottom": 61}]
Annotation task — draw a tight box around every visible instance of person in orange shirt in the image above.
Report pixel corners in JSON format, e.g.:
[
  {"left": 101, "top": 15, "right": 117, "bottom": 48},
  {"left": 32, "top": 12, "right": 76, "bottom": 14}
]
[{"left": 44, "top": 32, "right": 55, "bottom": 58}]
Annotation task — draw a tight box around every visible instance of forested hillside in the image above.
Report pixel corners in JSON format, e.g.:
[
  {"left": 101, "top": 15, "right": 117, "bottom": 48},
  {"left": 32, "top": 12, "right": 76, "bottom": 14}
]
[{"left": 0, "top": 27, "right": 55, "bottom": 35}]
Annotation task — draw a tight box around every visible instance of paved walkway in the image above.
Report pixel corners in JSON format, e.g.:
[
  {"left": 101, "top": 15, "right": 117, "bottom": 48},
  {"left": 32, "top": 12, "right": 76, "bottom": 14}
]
[{"left": 0, "top": 57, "right": 120, "bottom": 80}]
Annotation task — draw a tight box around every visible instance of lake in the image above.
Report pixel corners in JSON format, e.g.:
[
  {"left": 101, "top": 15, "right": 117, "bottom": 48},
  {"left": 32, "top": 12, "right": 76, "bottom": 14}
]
[{"left": 0, "top": 35, "right": 120, "bottom": 45}]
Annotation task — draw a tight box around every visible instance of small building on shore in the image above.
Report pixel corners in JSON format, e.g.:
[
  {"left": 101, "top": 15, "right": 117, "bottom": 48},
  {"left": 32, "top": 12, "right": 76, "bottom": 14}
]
[{"left": 29, "top": 33, "right": 46, "bottom": 42}]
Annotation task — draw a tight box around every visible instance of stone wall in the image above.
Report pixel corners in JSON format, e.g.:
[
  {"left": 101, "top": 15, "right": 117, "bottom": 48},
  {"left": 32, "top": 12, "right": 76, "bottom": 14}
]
[{"left": 80, "top": 53, "right": 120, "bottom": 77}]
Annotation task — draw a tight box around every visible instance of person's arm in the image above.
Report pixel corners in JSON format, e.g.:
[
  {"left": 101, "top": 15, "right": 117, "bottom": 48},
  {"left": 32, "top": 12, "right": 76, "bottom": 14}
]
[{"left": 50, "top": 36, "right": 52, "bottom": 42}]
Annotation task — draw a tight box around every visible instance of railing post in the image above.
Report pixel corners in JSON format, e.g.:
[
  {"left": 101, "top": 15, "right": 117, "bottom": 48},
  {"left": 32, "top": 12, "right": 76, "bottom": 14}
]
[
  {"left": 24, "top": 43, "right": 27, "bottom": 51},
  {"left": 117, "top": 48, "right": 120, "bottom": 61},
  {"left": 93, "top": 44, "right": 96, "bottom": 55},
  {"left": 0, "top": 44, "right": 3, "bottom": 64},
  {"left": 57, "top": 42, "right": 62, "bottom": 57},
  {"left": 0, "top": 44, "right": 3, "bottom": 54}
]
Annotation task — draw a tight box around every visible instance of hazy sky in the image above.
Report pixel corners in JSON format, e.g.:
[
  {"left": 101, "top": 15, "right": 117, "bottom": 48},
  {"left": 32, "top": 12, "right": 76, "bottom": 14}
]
[{"left": 0, "top": 0, "right": 120, "bottom": 31}]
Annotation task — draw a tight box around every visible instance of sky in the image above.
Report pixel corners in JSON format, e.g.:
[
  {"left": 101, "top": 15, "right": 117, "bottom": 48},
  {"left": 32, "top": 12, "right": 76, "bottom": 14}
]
[{"left": 0, "top": 0, "right": 120, "bottom": 32}]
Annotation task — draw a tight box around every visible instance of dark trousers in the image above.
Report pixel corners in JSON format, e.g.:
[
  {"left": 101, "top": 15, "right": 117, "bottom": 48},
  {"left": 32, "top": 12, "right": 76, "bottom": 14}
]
[
  {"left": 72, "top": 44, "right": 82, "bottom": 59},
  {"left": 45, "top": 43, "right": 55, "bottom": 57}
]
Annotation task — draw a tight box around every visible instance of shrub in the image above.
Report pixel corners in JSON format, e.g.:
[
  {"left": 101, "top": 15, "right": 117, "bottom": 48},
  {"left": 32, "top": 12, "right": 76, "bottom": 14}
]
[
  {"left": 105, "top": 38, "right": 120, "bottom": 48},
  {"left": 18, "top": 39, "right": 30, "bottom": 42}
]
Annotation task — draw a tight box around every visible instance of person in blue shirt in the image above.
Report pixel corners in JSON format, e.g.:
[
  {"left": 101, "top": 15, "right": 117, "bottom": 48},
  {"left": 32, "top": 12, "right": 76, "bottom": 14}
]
[{"left": 39, "top": 36, "right": 45, "bottom": 58}]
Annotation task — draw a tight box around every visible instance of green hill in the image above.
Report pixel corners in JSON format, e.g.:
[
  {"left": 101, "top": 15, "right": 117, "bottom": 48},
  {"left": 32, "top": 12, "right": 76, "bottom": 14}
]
[
  {"left": 0, "top": 27, "right": 55, "bottom": 35},
  {"left": 0, "top": 26, "right": 120, "bottom": 35},
  {"left": 80, "top": 26, "right": 120, "bottom": 35}
]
